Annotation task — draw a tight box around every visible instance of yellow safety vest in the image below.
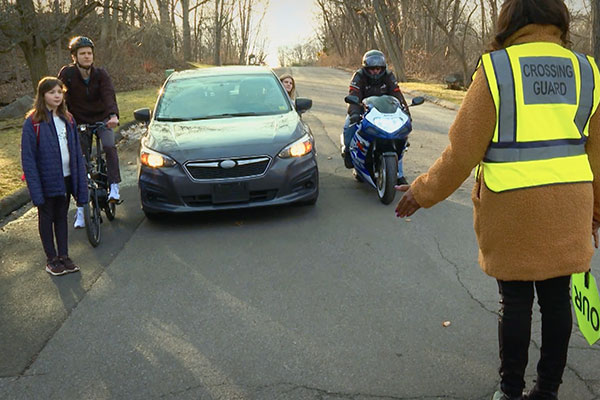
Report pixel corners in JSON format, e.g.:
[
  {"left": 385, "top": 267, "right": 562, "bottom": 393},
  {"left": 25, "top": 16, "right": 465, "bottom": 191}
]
[{"left": 479, "top": 42, "right": 600, "bottom": 192}]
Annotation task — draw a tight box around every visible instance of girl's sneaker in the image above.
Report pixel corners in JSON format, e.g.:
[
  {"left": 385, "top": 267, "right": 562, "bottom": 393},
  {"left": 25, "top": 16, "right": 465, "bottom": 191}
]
[
  {"left": 45, "top": 257, "right": 67, "bottom": 276},
  {"left": 59, "top": 256, "right": 80, "bottom": 273}
]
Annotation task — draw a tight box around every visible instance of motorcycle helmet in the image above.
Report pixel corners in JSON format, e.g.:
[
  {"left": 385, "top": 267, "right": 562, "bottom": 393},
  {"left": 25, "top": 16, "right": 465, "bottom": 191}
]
[
  {"left": 69, "top": 36, "right": 95, "bottom": 54},
  {"left": 362, "top": 50, "right": 386, "bottom": 81}
]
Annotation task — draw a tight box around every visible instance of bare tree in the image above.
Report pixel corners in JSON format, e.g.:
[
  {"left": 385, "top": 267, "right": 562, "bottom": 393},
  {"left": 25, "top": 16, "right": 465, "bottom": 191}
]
[
  {"left": 213, "top": 0, "right": 225, "bottom": 65},
  {"left": 416, "top": 0, "right": 477, "bottom": 84},
  {"left": 156, "top": 0, "right": 172, "bottom": 55},
  {"left": 0, "top": 0, "right": 100, "bottom": 90},
  {"left": 373, "top": 0, "right": 406, "bottom": 80}
]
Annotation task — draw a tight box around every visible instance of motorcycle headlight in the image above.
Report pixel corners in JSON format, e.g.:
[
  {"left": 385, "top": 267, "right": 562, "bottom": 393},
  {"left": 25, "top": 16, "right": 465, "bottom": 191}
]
[
  {"left": 140, "top": 144, "right": 176, "bottom": 168},
  {"left": 278, "top": 134, "right": 314, "bottom": 158}
]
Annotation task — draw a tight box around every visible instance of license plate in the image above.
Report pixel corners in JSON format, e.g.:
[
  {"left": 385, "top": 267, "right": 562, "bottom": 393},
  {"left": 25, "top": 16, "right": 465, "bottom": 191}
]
[{"left": 212, "top": 182, "right": 249, "bottom": 204}]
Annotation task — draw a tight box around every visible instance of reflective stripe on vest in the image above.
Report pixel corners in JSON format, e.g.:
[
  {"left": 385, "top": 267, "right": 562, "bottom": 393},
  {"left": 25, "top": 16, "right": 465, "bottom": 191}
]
[{"left": 479, "top": 42, "right": 600, "bottom": 192}]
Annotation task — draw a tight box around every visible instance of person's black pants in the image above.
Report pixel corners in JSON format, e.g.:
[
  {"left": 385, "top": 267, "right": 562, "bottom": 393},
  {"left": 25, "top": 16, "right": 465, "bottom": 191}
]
[
  {"left": 80, "top": 125, "right": 121, "bottom": 184},
  {"left": 497, "top": 276, "right": 572, "bottom": 397},
  {"left": 38, "top": 177, "right": 73, "bottom": 260}
]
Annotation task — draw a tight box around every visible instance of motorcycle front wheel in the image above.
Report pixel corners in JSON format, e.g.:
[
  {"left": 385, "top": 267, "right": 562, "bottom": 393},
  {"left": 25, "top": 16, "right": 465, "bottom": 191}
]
[{"left": 376, "top": 153, "right": 398, "bottom": 205}]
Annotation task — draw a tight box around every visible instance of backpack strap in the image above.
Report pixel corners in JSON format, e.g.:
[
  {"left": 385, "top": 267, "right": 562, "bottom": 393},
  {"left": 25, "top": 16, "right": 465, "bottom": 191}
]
[{"left": 33, "top": 121, "right": 40, "bottom": 146}]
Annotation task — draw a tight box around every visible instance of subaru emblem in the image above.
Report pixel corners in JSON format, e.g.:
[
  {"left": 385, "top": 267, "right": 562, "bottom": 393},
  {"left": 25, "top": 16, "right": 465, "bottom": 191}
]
[{"left": 220, "top": 159, "right": 236, "bottom": 169}]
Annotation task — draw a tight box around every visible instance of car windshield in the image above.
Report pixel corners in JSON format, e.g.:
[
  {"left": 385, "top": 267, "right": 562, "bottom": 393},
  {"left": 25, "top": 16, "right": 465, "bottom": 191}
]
[
  {"left": 155, "top": 73, "right": 291, "bottom": 121},
  {"left": 363, "top": 95, "right": 401, "bottom": 114}
]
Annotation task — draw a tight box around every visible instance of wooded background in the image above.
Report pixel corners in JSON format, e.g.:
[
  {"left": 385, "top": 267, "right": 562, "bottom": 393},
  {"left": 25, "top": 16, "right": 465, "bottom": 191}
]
[
  {"left": 0, "top": 0, "right": 598, "bottom": 104},
  {"left": 315, "top": 0, "right": 598, "bottom": 85}
]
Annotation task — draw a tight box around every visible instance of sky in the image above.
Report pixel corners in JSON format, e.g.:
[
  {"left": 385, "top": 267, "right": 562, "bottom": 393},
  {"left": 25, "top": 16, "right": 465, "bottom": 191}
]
[{"left": 260, "top": 0, "right": 320, "bottom": 66}]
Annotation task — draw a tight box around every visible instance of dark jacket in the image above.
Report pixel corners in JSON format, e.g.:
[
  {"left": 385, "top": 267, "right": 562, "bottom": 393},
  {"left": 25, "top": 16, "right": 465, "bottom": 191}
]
[
  {"left": 58, "top": 64, "right": 119, "bottom": 124},
  {"left": 21, "top": 111, "right": 88, "bottom": 206},
  {"left": 347, "top": 69, "right": 409, "bottom": 116}
]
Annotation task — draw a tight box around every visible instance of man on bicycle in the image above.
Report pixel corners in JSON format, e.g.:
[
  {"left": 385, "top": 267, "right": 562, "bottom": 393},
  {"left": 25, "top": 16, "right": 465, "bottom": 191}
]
[{"left": 58, "top": 36, "right": 122, "bottom": 228}]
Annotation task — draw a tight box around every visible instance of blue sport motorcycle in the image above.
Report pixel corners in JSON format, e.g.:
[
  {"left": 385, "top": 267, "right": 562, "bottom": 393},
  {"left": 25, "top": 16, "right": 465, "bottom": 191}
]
[{"left": 343, "top": 94, "right": 424, "bottom": 204}]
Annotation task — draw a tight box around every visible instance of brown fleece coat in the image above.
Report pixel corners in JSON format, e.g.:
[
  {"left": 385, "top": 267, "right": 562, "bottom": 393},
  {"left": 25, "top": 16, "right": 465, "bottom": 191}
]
[{"left": 411, "top": 24, "right": 600, "bottom": 281}]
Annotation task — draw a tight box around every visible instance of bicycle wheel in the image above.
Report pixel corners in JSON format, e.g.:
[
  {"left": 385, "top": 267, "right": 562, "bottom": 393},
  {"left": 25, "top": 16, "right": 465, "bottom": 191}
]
[
  {"left": 84, "top": 190, "right": 101, "bottom": 247},
  {"left": 105, "top": 201, "right": 116, "bottom": 221}
]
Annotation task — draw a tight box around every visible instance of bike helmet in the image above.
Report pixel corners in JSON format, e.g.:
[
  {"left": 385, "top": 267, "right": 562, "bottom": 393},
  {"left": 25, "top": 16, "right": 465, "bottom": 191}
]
[
  {"left": 69, "top": 36, "right": 95, "bottom": 54},
  {"left": 362, "top": 50, "right": 386, "bottom": 81}
]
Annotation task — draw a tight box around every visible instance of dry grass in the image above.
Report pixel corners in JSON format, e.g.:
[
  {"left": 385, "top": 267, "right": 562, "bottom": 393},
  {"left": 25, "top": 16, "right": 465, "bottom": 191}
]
[
  {"left": 400, "top": 82, "right": 467, "bottom": 105},
  {"left": 0, "top": 117, "right": 25, "bottom": 198}
]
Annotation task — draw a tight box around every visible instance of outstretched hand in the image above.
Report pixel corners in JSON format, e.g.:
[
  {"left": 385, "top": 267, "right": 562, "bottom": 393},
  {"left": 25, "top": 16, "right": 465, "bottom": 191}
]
[{"left": 395, "top": 185, "right": 421, "bottom": 218}]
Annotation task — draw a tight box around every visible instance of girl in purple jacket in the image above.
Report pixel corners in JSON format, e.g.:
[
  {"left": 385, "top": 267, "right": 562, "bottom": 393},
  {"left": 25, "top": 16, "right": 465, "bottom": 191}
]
[{"left": 21, "top": 77, "right": 88, "bottom": 276}]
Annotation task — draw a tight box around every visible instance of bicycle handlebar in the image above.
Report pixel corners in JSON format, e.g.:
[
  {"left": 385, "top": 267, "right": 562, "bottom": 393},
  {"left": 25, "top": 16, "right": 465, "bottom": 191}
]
[{"left": 78, "top": 122, "right": 106, "bottom": 134}]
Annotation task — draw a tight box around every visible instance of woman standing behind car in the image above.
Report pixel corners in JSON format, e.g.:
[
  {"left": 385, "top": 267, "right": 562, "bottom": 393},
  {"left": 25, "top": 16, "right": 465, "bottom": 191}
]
[
  {"left": 21, "top": 77, "right": 88, "bottom": 276},
  {"left": 279, "top": 73, "right": 296, "bottom": 101},
  {"left": 395, "top": 0, "right": 600, "bottom": 399}
]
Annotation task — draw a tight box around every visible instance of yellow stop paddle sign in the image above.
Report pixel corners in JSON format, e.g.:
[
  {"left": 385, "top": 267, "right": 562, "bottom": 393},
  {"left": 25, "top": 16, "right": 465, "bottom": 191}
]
[{"left": 572, "top": 272, "right": 600, "bottom": 346}]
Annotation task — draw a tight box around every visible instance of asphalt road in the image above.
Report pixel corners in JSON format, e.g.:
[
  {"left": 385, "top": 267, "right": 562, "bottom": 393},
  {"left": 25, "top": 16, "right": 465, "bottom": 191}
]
[{"left": 0, "top": 66, "right": 599, "bottom": 400}]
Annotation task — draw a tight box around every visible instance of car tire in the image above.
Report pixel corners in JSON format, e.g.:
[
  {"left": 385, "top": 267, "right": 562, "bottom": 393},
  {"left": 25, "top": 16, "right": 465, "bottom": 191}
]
[{"left": 143, "top": 209, "right": 164, "bottom": 221}]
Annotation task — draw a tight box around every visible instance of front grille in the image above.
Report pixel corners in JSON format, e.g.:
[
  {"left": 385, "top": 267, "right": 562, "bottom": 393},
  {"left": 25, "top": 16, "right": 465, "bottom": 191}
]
[{"left": 185, "top": 157, "right": 271, "bottom": 180}]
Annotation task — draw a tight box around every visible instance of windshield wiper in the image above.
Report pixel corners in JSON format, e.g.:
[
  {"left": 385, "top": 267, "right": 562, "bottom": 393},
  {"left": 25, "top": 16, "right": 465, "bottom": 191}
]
[
  {"left": 155, "top": 117, "right": 192, "bottom": 122},
  {"left": 193, "top": 112, "right": 262, "bottom": 120}
]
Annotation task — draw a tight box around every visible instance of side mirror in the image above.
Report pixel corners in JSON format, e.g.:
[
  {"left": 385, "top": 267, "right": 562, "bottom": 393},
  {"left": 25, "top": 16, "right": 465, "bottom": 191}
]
[
  {"left": 344, "top": 95, "right": 360, "bottom": 105},
  {"left": 295, "top": 98, "right": 312, "bottom": 114},
  {"left": 411, "top": 96, "right": 425, "bottom": 106},
  {"left": 134, "top": 108, "right": 151, "bottom": 123}
]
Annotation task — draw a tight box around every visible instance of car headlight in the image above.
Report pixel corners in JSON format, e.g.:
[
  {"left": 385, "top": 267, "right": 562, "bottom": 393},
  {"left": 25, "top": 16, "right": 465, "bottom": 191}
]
[
  {"left": 278, "top": 134, "right": 314, "bottom": 158},
  {"left": 140, "top": 145, "right": 176, "bottom": 168}
]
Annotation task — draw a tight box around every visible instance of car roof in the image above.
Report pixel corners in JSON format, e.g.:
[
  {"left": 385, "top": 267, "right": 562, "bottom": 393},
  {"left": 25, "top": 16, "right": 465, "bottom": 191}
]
[{"left": 168, "top": 66, "right": 277, "bottom": 81}]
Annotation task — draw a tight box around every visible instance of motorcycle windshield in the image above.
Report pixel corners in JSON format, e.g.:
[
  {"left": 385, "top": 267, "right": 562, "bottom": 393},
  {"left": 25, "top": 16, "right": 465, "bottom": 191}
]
[{"left": 363, "top": 95, "right": 401, "bottom": 114}]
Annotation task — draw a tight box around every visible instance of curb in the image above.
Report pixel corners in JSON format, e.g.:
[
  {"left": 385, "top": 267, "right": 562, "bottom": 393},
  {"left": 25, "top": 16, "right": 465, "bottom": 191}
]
[
  {"left": 400, "top": 88, "right": 461, "bottom": 112},
  {"left": 0, "top": 187, "right": 30, "bottom": 218}
]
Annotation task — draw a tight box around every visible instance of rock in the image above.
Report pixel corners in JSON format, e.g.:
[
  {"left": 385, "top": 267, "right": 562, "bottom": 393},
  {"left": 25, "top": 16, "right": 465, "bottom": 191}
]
[
  {"left": 444, "top": 72, "right": 464, "bottom": 90},
  {"left": 0, "top": 95, "right": 33, "bottom": 120}
]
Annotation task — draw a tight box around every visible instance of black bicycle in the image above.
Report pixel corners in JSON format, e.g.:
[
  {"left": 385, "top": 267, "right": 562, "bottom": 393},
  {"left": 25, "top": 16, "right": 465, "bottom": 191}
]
[{"left": 78, "top": 122, "right": 117, "bottom": 247}]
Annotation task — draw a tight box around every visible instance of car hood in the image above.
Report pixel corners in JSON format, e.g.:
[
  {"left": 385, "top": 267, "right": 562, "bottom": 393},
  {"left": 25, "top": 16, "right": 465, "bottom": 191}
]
[{"left": 144, "top": 112, "right": 305, "bottom": 162}]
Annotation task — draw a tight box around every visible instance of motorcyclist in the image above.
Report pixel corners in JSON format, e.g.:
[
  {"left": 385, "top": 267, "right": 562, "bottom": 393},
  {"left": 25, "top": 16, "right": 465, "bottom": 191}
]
[
  {"left": 58, "top": 36, "right": 122, "bottom": 228},
  {"left": 342, "top": 50, "right": 410, "bottom": 184}
]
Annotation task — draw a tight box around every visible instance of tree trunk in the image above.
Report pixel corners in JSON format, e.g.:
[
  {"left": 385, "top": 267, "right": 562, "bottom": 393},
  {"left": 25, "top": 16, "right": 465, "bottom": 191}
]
[
  {"left": 171, "top": 0, "right": 178, "bottom": 54},
  {"left": 487, "top": 0, "right": 497, "bottom": 31},
  {"left": 13, "top": 48, "right": 22, "bottom": 87},
  {"left": 479, "top": 0, "right": 486, "bottom": 49},
  {"left": 100, "top": 0, "right": 111, "bottom": 44},
  {"left": 238, "top": 0, "right": 251, "bottom": 65},
  {"left": 157, "top": 0, "right": 172, "bottom": 55},
  {"left": 20, "top": 42, "right": 50, "bottom": 90},
  {"left": 112, "top": 0, "right": 119, "bottom": 41},
  {"left": 373, "top": 0, "right": 406, "bottom": 80},
  {"left": 213, "top": 0, "right": 223, "bottom": 65},
  {"left": 593, "top": 0, "right": 600, "bottom": 62},
  {"left": 138, "top": 0, "right": 145, "bottom": 25},
  {"left": 182, "top": 0, "right": 191, "bottom": 60}
]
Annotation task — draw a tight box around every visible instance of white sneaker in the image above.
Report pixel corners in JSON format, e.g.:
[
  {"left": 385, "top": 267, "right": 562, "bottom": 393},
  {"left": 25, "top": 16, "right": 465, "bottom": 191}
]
[
  {"left": 108, "top": 183, "right": 120, "bottom": 202},
  {"left": 74, "top": 207, "right": 85, "bottom": 229}
]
